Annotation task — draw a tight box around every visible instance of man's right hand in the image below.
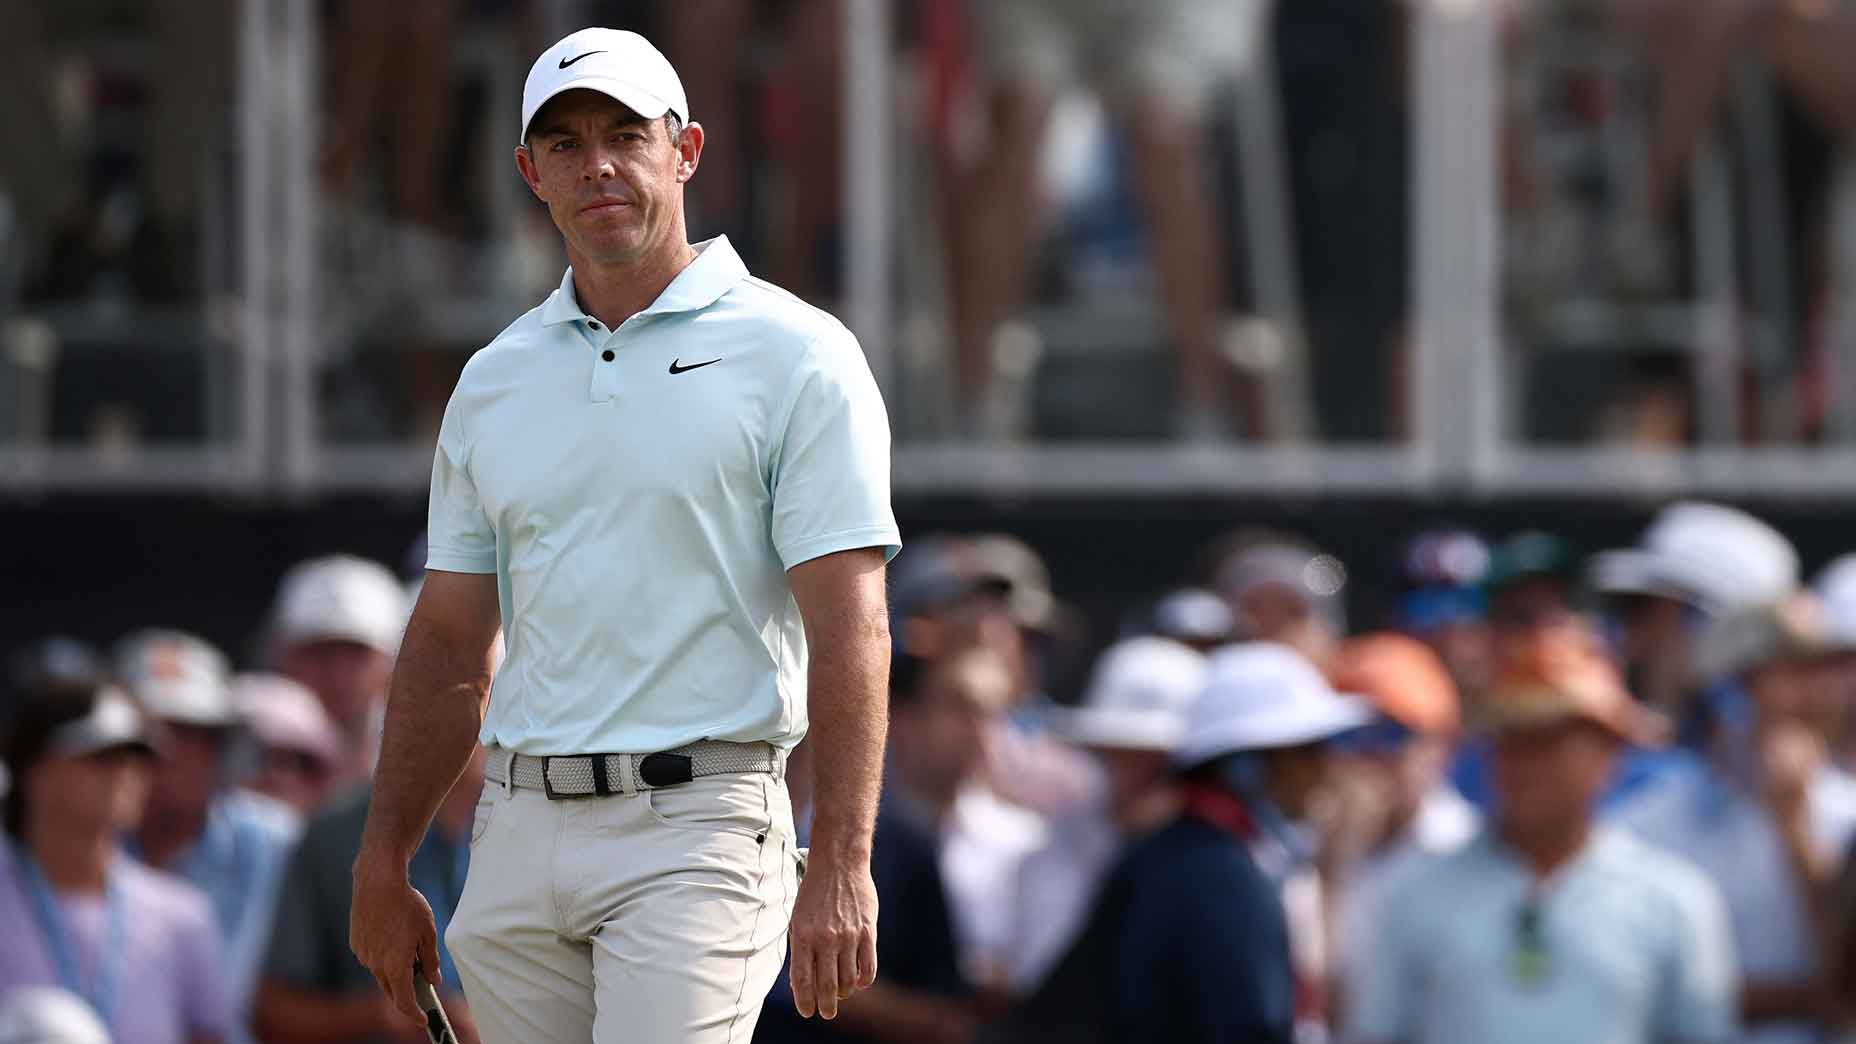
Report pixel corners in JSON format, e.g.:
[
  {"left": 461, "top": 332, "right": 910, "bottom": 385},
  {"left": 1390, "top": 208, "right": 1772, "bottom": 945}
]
[{"left": 350, "top": 850, "right": 443, "bottom": 1026}]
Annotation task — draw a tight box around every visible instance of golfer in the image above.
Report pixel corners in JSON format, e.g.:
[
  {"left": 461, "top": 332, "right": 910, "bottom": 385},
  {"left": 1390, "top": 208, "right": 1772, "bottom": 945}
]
[{"left": 348, "top": 27, "right": 899, "bottom": 1044}]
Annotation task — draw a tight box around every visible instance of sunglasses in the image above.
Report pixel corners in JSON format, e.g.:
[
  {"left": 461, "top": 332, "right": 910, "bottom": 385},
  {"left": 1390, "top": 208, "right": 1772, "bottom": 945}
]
[{"left": 1511, "top": 898, "right": 1550, "bottom": 988}]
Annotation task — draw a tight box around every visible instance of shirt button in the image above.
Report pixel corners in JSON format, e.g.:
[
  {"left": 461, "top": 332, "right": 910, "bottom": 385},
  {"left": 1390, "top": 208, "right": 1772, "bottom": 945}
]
[
  {"left": 588, "top": 320, "right": 602, "bottom": 330},
  {"left": 601, "top": 350, "right": 615, "bottom": 362}
]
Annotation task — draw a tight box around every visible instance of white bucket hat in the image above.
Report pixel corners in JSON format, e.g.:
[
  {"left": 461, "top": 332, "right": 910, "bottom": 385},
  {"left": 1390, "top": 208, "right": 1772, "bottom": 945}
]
[
  {"left": 1052, "top": 637, "right": 1207, "bottom": 752},
  {"left": 1174, "top": 642, "right": 1372, "bottom": 768}
]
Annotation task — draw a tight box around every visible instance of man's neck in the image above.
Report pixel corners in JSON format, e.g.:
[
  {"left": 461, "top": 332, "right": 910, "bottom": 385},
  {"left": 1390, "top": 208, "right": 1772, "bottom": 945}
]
[
  {"left": 134, "top": 804, "right": 208, "bottom": 869},
  {"left": 570, "top": 237, "right": 699, "bottom": 331},
  {"left": 1499, "top": 818, "right": 1592, "bottom": 879},
  {"left": 23, "top": 819, "right": 115, "bottom": 893}
]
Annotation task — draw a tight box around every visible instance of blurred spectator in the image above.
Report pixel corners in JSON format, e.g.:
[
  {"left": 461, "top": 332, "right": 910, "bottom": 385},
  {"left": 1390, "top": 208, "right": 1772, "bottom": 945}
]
[
  {"left": 2, "top": 638, "right": 108, "bottom": 801},
  {"left": 1000, "top": 636, "right": 1205, "bottom": 992},
  {"left": 1148, "top": 587, "right": 1235, "bottom": 652},
  {"left": 885, "top": 533, "right": 1095, "bottom": 819},
  {"left": 254, "top": 746, "right": 485, "bottom": 1044},
  {"left": 113, "top": 631, "right": 301, "bottom": 1044},
  {"left": 1208, "top": 530, "right": 1348, "bottom": 672},
  {"left": 1835, "top": 840, "right": 1856, "bottom": 1032},
  {"left": 264, "top": 555, "right": 408, "bottom": 787},
  {"left": 943, "top": 0, "right": 1256, "bottom": 441},
  {"left": 1348, "top": 628, "right": 1736, "bottom": 1044},
  {"left": 1613, "top": 594, "right": 1856, "bottom": 1044},
  {"left": 0, "top": 987, "right": 111, "bottom": 1044},
  {"left": 1102, "top": 642, "right": 1367, "bottom": 1043},
  {"left": 757, "top": 644, "right": 1019, "bottom": 1044},
  {"left": 1323, "top": 634, "right": 1478, "bottom": 1015},
  {"left": 1591, "top": 502, "right": 1800, "bottom": 715},
  {"left": 230, "top": 673, "right": 345, "bottom": 817},
  {"left": 1396, "top": 529, "right": 1495, "bottom": 712},
  {"left": 1483, "top": 531, "right": 1582, "bottom": 665},
  {"left": 0, "top": 676, "right": 232, "bottom": 1044}
]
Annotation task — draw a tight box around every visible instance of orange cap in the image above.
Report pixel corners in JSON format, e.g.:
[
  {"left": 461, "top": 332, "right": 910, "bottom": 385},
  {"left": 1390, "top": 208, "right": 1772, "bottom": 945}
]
[
  {"left": 1331, "top": 633, "right": 1460, "bottom": 735},
  {"left": 1484, "top": 626, "right": 1665, "bottom": 746}
]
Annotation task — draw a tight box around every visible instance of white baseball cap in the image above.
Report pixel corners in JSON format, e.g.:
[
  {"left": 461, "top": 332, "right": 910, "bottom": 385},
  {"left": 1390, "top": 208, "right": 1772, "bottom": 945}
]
[
  {"left": 0, "top": 987, "right": 112, "bottom": 1044},
  {"left": 1814, "top": 553, "right": 1856, "bottom": 646},
  {"left": 520, "top": 28, "right": 689, "bottom": 145},
  {"left": 113, "top": 629, "right": 236, "bottom": 728},
  {"left": 269, "top": 555, "right": 408, "bottom": 657},
  {"left": 1053, "top": 637, "right": 1207, "bottom": 752},
  {"left": 1174, "top": 642, "right": 1372, "bottom": 768},
  {"left": 1589, "top": 501, "right": 1798, "bottom": 615}
]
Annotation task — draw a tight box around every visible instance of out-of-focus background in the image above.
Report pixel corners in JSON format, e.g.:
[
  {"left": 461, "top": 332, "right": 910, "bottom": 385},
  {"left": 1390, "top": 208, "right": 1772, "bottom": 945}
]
[{"left": 9, "top": 0, "right": 1856, "bottom": 1042}]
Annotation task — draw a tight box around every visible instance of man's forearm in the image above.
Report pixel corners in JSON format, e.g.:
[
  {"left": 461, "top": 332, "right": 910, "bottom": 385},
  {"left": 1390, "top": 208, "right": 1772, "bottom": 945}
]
[
  {"left": 359, "top": 616, "right": 493, "bottom": 864},
  {"left": 804, "top": 610, "right": 889, "bottom": 863}
]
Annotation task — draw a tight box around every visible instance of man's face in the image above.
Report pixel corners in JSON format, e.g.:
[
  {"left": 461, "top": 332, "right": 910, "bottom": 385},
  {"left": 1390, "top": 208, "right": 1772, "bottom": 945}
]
[
  {"left": 1236, "top": 584, "right": 1337, "bottom": 668},
  {"left": 145, "top": 722, "right": 223, "bottom": 818},
  {"left": 279, "top": 638, "right": 392, "bottom": 735},
  {"left": 1261, "top": 741, "right": 1336, "bottom": 821},
  {"left": 516, "top": 90, "right": 700, "bottom": 269},
  {"left": 29, "top": 748, "right": 152, "bottom": 835},
  {"left": 1492, "top": 720, "right": 1615, "bottom": 836},
  {"left": 894, "top": 650, "right": 1013, "bottom": 799},
  {"left": 1490, "top": 578, "right": 1576, "bottom": 662}
]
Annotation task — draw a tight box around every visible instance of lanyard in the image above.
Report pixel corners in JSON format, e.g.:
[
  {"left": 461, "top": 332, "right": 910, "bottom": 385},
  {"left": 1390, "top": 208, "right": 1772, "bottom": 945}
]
[{"left": 10, "top": 841, "right": 126, "bottom": 1028}]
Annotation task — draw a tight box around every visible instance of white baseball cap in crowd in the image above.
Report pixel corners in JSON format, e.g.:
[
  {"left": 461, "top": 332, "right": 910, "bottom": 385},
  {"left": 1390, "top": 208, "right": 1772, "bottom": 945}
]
[
  {"left": 44, "top": 688, "right": 160, "bottom": 760},
  {"left": 1174, "top": 642, "right": 1373, "bottom": 768},
  {"left": 520, "top": 27, "right": 689, "bottom": 145},
  {"left": 269, "top": 554, "right": 408, "bottom": 658},
  {"left": 113, "top": 629, "right": 237, "bottom": 728},
  {"left": 1053, "top": 637, "right": 1207, "bottom": 752},
  {"left": 0, "top": 987, "right": 112, "bottom": 1044},
  {"left": 230, "top": 673, "right": 345, "bottom": 770},
  {"left": 1589, "top": 501, "right": 1798, "bottom": 616}
]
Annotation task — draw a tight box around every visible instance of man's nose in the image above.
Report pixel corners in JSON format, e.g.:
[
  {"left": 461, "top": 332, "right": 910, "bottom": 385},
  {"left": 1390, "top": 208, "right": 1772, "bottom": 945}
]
[{"left": 580, "top": 146, "right": 617, "bottom": 182}]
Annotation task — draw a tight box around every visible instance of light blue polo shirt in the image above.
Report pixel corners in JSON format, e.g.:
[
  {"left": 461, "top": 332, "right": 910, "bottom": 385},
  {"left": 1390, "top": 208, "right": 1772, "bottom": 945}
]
[
  {"left": 1347, "top": 826, "right": 1737, "bottom": 1044},
  {"left": 425, "top": 236, "right": 900, "bottom": 755}
]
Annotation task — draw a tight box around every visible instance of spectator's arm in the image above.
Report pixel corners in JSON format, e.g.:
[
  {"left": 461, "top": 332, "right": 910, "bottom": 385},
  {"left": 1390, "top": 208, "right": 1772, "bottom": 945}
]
[{"left": 823, "top": 981, "right": 976, "bottom": 1043}]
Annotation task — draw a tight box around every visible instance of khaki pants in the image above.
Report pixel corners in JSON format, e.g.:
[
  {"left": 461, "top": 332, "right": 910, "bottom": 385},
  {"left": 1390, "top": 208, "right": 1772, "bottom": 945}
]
[{"left": 448, "top": 762, "right": 800, "bottom": 1044}]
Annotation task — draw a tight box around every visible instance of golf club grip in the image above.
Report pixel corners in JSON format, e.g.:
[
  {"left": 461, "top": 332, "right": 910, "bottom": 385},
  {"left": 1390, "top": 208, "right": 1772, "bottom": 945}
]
[{"left": 413, "top": 967, "right": 459, "bottom": 1044}]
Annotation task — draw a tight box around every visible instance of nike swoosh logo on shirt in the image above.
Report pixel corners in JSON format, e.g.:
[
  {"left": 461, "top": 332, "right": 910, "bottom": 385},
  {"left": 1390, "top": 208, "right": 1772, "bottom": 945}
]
[
  {"left": 668, "top": 358, "right": 721, "bottom": 375},
  {"left": 558, "top": 51, "right": 605, "bottom": 68}
]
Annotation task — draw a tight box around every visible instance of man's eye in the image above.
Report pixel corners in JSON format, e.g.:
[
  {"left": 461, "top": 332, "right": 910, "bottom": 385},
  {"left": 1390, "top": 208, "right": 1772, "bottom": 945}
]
[{"left": 551, "top": 140, "right": 576, "bottom": 152}]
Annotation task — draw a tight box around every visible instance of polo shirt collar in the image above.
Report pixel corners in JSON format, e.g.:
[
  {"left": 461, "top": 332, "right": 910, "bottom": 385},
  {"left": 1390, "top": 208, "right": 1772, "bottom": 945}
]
[{"left": 540, "top": 235, "right": 748, "bottom": 328}]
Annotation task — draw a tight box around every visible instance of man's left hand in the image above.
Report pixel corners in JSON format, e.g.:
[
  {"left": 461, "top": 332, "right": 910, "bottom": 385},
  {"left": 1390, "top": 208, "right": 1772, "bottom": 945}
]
[{"left": 787, "top": 851, "right": 878, "bottom": 1019}]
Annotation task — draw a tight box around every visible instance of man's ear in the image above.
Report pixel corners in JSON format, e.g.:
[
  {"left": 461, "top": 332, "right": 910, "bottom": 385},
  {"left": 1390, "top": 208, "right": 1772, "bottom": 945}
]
[
  {"left": 514, "top": 145, "right": 546, "bottom": 201},
  {"left": 674, "top": 121, "right": 705, "bottom": 184}
]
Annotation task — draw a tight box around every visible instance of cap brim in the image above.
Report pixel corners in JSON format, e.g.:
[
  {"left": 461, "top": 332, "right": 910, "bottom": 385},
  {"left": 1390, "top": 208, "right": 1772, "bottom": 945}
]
[
  {"left": 521, "top": 78, "right": 678, "bottom": 143},
  {"left": 1588, "top": 550, "right": 1703, "bottom": 606},
  {"left": 1174, "top": 695, "right": 1374, "bottom": 767},
  {"left": 1051, "top": 707, "right": 1184, "bottom": 752}
]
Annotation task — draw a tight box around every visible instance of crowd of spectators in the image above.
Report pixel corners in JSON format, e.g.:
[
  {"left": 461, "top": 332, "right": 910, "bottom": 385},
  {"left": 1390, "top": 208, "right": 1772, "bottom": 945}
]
[{"left": 10, "top": 501, "right": 1856, "bottom": 1042}]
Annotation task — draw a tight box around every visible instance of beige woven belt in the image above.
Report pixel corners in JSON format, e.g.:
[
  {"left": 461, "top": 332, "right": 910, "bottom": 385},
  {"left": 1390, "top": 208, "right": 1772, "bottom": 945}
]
[{"left": 483, "top": 740, "right": 779, "bottom": 799}]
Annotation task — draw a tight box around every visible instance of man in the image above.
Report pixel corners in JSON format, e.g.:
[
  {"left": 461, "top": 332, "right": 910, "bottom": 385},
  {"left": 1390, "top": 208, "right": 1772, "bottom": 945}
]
[
  {"left": 0, "top": 676, "right": 232, "bottom": 1044},
  {"left": 1613, "top": 594, "right": 1856, "bottom": 1044},
  {"left": 257, "top": 750, "right": 486, "bottom": 1044},
  {"left": 757, "top": 643, "right": 1020, "bottom": 1044},
  {"left": 1324, "top": 634, "right": 1478, "bottom": 1005},
  {"left": 114, "top": 631, "right": 301, "bottom": 1044},
  {"left": 266, "top": 555, "right": 408, "bottom": 786},
  {"left": 1349, "top": 627, "right": 1736, "bottom": 1044},
  {"left": 1590, "top": 501, "right": 1798, "bottom": 714},
  {"left": 230, "top": 672, "right": 345, "bottom": 816},
  {"left": 348, "top": 26, "right": 899, "bottom": 1044},
  {"left": 1208, "top": 531, "right": 1349, "bottom": 672},
  {"left": 1002, "top": 635, "right": 1206, "bottom": 992}
]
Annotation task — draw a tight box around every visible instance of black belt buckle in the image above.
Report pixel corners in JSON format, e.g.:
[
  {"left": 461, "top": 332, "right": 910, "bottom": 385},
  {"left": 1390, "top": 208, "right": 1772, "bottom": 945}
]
[{"left": 638, "top": 752, "right": 694, "bottom": 788}]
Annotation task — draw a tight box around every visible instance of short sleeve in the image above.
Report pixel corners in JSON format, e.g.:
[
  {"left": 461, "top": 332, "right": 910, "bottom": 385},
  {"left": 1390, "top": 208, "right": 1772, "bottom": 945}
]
[
  {"left": 769, "top": 328, "right": 901, "bottom": 570},
  {"left": 426, "top": 393, "right": 498, "bottom": 574},
  {"left": 1345, "top": 874, "right": 1421, "bottom": 1044},
  {"left": 1656, "top": 869, "right": 1738, "bottom": 1044}
]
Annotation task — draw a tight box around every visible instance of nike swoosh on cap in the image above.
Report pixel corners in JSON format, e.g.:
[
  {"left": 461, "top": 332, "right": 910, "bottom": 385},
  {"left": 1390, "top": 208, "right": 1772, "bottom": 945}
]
[
  {"left": 558, "top": 50, "right": 605, "bottom": 68},
  {"left": 668, "top": 358, "right": 721, "bottom": 375}
]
